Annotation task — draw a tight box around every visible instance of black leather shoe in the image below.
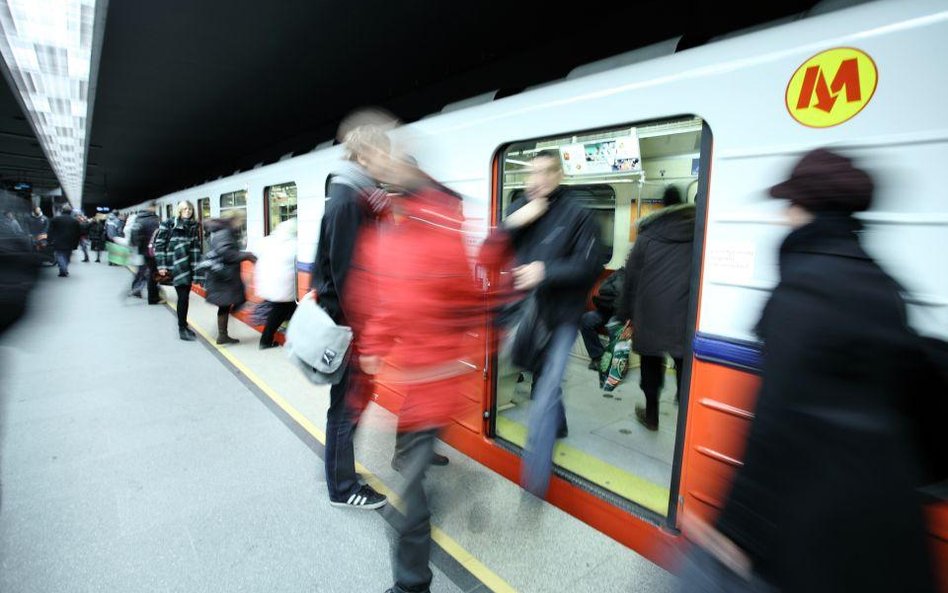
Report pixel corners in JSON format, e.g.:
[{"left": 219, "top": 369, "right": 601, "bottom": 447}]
[
  {"left": 635, "top": 405, "right": 658, "bottom": 431},
  {"left": 179, "top": 328, "right": 196, "bottom": 341},
  {"left": 431, "top": 453, "right": 449, "bottom": 466}
]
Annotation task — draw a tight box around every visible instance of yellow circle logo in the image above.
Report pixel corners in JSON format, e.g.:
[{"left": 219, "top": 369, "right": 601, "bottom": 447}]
[{"left": 786, "top": 47, "right": 878, "bottom": 128}]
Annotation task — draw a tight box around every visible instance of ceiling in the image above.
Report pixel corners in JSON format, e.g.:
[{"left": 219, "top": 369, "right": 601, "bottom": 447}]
[{"left": 1, "top": 0, "right": 830, "bottom": 210}]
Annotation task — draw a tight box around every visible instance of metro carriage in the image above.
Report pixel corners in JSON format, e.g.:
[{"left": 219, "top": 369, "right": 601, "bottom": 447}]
[{"left": 126, "top": 0, "right": 948, "bottom": 584}]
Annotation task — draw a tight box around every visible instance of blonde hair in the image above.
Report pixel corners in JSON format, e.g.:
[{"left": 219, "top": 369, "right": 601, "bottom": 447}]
[
  {"left": 343, "top": 125, "right": 390, "bottom": 162},
  {"left": 176, "top": 200, "right": 194, "bottom": 217}
]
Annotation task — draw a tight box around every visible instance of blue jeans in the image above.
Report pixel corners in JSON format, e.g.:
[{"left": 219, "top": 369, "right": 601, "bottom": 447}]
[
  {"left": 579, "top": 310, "right": 607, "bottom": 360},
  {"left": 325, "top": 362, "right": 363, "bottom": 501},
  {"left": 521, "top": 323, "right": 577, "bottom": 498},
  {"left": 54, "top": 250, "right": 71, "bottom": 275}
]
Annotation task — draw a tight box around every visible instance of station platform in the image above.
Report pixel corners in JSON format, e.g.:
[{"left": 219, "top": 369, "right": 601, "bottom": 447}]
[{"left": 0, "top": 259, "right": 678, "bottom": 593}]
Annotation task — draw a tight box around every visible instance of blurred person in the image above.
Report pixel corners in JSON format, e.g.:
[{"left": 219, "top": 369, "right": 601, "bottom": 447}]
[
  {"left": 0, "top": 199, "right": 38, "bottom": 336},
  {"left": 616, "top": 186, "right": 695, "bottom": 430},
  {"left": 200, "top": 210, "right": 256, "bottom": 345},
  {"left": 485, "top": 150, "right": 600, "bottom": 498},
  {"left": 154, "top": 201, "right": 203, "bottom": 341},
  {"left": 679, "top": 148, "right": 942, "bottom": 593},
  {"left": 88, "top": 214, "right": 106, "bottom": 263},
  {"left": 77, "top": 213, "right": 91, "bottom": 262},
  {"left": 252, "top": 218, "right": 298, "bottom": 349},
  {"left": 48, "top": 204, "right": 81, "bottom": 277},
  {"left": 115, "top": 210, "right": 145, "bottom": 296},
  {"left": 130, "top": 203, "right": 162, "bottom": 304},
  {"left": 311, "top": 114, "right": 395, "bottom": 509},
  {"left": 3, "top": 211, "right": 24, "bottom": 235},
  {"left": 356, "top": 153, "right": 481, "bottom": 593},
  {"left": 27, "top": 206, "right": 48, "bottom": 238},
  {"left": 105, "top": 210, "right": 122, "bottom": 266},
  {"left": 580, "top": 266, "right": 625, "bottom": 370}
]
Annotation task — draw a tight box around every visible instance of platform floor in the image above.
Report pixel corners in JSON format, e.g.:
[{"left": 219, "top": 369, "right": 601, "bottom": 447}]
[{"left": 0, "top": 258, "right": 678, "bottom": 593}]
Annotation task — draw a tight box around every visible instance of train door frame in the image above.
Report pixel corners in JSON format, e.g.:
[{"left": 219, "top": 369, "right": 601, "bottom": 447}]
[{"left": 485, "top": 115, "right": 713, "bottom": 533}]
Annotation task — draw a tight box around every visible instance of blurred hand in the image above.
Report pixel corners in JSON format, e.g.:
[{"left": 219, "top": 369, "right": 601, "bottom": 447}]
[
  {"left": 360, "top": 355, "right": 381, "bottom": 375},
  {"left": 504, "top": 197, "right": 549, "bottom": 229},
  {"left": 513, "top": 261, "right": 545, "bottom": 290},
  {"left": 681, "top": 508, "right": 752, "bottom": 581}
]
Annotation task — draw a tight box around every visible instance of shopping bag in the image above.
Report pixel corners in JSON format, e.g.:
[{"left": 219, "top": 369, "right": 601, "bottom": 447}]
[{"left": 599, "top": 321, "right": 632, "bottom": 391}]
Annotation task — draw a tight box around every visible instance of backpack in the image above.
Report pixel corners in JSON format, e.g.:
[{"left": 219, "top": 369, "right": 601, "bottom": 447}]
[{"left": 147, "top": 227, "right": 161, "bottom": 258}]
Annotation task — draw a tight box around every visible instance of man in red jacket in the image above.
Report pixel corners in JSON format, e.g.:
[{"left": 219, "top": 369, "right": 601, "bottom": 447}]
[{"left": 357, "top": 154, "right": 482, "bottom": 593}]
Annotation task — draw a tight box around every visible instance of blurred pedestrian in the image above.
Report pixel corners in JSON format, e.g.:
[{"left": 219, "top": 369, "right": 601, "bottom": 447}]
[
  {"left": 357, "top": 154, "right": 481, "bottom": 593},
  {"left": 679, "top": 148, "right": 942, "bottom": 593},
  {"left": 0, "top": 198, "right": 38, "bottom": 336},
  {"left": 48, "top": 205, "right": 81, "bottom": 277},
  {"left": 88, "top": 214, "right": 106, "bottom": 263},
  {"left": 130, "top": 203, "right": 162, "bottom": 304},
  {"left": 154, "top": 201, "right": 203, "bottom": 341},
  {"left": 201, "top": 210, "right": 256, "bottom": 345},
  {"left": 252, "top": 218, "right": 298, "bottom": 349}
]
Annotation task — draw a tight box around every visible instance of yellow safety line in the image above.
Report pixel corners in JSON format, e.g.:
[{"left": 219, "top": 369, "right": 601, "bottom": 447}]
[
  {"left": 166, "top": 300, "right": 518, "bottom": 593},
  {"left": 495, "top": 416, "right": 670, "bottom": 516}
]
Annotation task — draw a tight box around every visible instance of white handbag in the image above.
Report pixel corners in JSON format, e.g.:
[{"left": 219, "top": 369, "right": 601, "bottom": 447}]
[{"left": 284, "top": 293, "right": 353, "bottom": 385}]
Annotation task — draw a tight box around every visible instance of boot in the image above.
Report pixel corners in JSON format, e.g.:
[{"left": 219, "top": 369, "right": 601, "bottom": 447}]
[
  {"left": 179, "top": 327, "right": 196, "bottom": 341},
  {"left": 216, "top": 314, "right": 238, "bottom": 345}
]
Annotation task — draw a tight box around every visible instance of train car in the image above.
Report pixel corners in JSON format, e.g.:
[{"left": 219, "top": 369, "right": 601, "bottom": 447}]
[{"left": 129, "top": 0, "right": 948, "bottom": 585}]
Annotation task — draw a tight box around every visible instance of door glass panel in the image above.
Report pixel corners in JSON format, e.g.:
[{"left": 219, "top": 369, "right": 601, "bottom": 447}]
[
  {"left": 493, "top": 116, "right": 705, "bottom": 516},
  {"left": 264, "top": 182, "right": 297, "bottom": 235},
  {"left": 219, "top": 190, "right": 248, "bottom": 248}
]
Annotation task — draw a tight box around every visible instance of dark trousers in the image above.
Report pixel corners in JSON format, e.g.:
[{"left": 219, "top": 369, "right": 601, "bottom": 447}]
[
  {"left": 325, "top": 362, "right": 365, "bottom": 501},
  {"left": 54, "top": 250, "right": 71, "bottom": 275},
  {"left": 392, "top": 428, "right": 438, "bottom": 593},
  {"left": 639, "top": 355, "right": 683, "bottom": 424},
  {"left": 579, "top": 309, "right": 607, "bottom": 360},
  {"left": 175, "top": 284, "right": 191, "bottom": 329},
  {"left": 144, "top": 257, "right": 159, "bottom": 303},
  {"left": 261, "top": 301, "right": 296, "bottom": 345},
  {"left": 131, "top": 263, "right": 148, "bottom": 294}
]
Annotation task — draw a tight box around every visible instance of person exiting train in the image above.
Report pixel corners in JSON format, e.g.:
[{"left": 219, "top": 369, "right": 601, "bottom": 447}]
[
  {"left": 616, "top": 186, "right": 695, "bottom": 431},
  {"left": 679, "top": 148, "right": 944, "bottom": 593},
  {"left": 489, "top": 150, "right": 600, "bottom": 498},
  {"left": 201, "top": 211, "right": 256, "bottom": 345},
  {"left": 132, "top": 203, "right": 162, "bottom": 304},
  {"left": 356, "top": 153, "right": 481, "bottom": 593},
  {"left": 154, "top": 201, "right": 203, "bottom": 341},
  {"left": 48, "top": 205, "right": 81, "bottom": 277},
  {"left": 310, "top": 116, "right": 393, "bottom": 510}
]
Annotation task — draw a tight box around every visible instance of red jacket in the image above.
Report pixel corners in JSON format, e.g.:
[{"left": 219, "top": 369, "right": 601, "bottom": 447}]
[{"left": 355, "top": 184, "right": 483, "bottom": 430}]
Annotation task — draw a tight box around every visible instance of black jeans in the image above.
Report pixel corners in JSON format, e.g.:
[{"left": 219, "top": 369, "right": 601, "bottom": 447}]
[
  {"left": 261, "top": 301, "right": 296, "bottom": 345},
  {"left": 639, "top": 355, "right": 683, "bottom": 424},
  {"left": 175, "top": 285, "right": 191, "bottom": 329},
  {"left": 392, "top": 428, "right": 439, "bottom": 593},
  {"left": 325, "top": 362, "right": 364, "bottom": 501},
  {"left": 579, "top": 309, "right": 607, "bottom": 360},
  {"left": 144, "top": 257, "right": 159, "bottom": 303}
]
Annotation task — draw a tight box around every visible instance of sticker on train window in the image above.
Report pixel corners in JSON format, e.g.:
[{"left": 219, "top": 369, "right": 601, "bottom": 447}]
[{"left": 785, "top": 47, "right": 877, "bottom": 128}]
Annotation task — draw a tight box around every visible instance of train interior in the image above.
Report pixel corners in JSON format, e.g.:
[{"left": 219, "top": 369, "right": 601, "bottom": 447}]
[{"left": 494, "top": 116, "right": 705, "bottom": 516}]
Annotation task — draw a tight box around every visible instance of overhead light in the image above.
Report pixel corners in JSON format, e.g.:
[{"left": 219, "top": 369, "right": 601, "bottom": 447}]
[{"left": 0, "top": 0, "right": 101, "bottom": 206}]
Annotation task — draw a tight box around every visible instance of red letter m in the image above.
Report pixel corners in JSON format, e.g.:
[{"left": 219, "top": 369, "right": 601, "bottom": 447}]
[{"left": 795, "top": 58, "right": 861, "bottom": 113}]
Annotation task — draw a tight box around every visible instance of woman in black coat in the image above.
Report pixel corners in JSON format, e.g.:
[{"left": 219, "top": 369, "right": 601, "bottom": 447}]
[
  {"left": 680, "top": 149, "right": 941, "bottom": 593},
  {"left": 201, "top": 212, "right": 256, "bottom": 345}
]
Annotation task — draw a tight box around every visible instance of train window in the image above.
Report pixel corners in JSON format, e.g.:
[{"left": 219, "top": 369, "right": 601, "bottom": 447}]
[
  {"left": 197, "top": 197, "right": 211, "bottom": 252},
  {"left": 264, "top": 182, "right": 297, "bottom": 235},
  {"left": 493, "top": 116, "right": 706, "bottom": 517},
  {"left": 220, "top": 190, "right": 248, "bottom": 248},
  {"left": 165, "top": 204, "right": 173, "bottom": 220}
]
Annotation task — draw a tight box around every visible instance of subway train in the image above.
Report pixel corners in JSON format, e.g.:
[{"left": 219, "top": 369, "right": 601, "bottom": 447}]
[{"left": 125, "top": 0, "right": 948, "bottom": 584}]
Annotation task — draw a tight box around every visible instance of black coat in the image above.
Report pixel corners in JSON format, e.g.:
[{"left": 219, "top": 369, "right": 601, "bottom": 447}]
[
  {"left": 132, "top": 211, "right": 160, "bottom": 256},
  {"left": 504, "top": 187, "right": 601, "bottom": 328},
  {"left": 715, "top": 215, "right": 939, "bottom": 593},
  {"left": 48, "top": 214, "right": 81, "bottom": 251},
  {"left": 88, "top": 220, "right": 107, "bottom": 251},
  {"left": 616, "top": 203, "right": 695, "bottom": 357},
  {"left": 592, "top": 267, "right": 625, "bottom": 317},
  {"left": 202, "top": 222, "right": 253, "bottom": 307}
]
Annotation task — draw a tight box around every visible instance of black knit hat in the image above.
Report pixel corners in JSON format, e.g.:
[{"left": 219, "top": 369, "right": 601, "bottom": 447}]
[{"left": 769, "top": 148, "right": 873, "bottom": 213}]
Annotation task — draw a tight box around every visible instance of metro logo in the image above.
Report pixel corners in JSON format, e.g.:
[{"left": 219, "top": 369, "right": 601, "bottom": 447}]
[{"left": 786, "top": 48, "right": 877, "bottom": 128}]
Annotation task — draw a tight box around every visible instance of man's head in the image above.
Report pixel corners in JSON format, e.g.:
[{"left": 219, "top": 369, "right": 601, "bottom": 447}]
[
  {"left": 33, "top": 206, "right": 42, "bottom": 216},
  {"left": 662, "top": 186, "right": 683, "bottom": 207},
  {"left": 769, "top": 148, "right": 873, "bottom": 216},
  {"left": 344, "top": 124, "right": 391, "bottom": 180},
  {"left": 62, "top": 205, "right": 72, "bottom": 215},
  {"left": 526, "top": 150, "right": 563, "bottom": 201}
]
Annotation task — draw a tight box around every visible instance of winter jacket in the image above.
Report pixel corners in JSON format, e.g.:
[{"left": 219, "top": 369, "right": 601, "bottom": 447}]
[
  {"left": 48, "top": 214, "right": 81, "bottom": 251},
  {"left": 154, "top": 217, "right": 203, "bottom": 287},
  {"left": 253, "top": 225, "right": 297, "bottom": 303},
  {"left": 131, "top": 211, "right": 160, "bottom": 256},
  {"left": 105, "top": 214, "right": 122, "bottom": 241},
  {"left": 201, "top": 220, "right": 255, "bottom": 307},
  {"left": 358, "top": 182, "right": 482, "bottom": 430},
  {"left": 495, "top": 187, "right": 601, "bottom": 329},
  {"left": 27, "top": 213, "right": 48, "bottom": 237},
  {"left": 88, "top": 220, "right": 107, "bottom": 251},
  {"left": 591, "top": 267, "right": 625, "bottom": 317},
  {"left": 616, "top": 203, "right": 695, "bottom": 358},
  {"left": 715, "top": 215, "right": 940, "bottom": 593},
  {"left": 311, "top": 161, "right": 379, "bottom": 324}
]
